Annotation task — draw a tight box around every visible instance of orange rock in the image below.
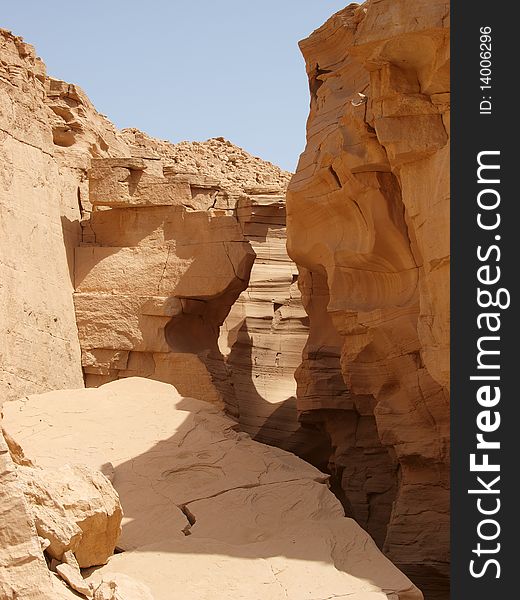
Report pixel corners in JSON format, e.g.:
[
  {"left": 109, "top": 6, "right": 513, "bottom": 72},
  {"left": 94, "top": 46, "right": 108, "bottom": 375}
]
[
  {"left": 17, "top": 464, "right": 122, "bottom": 568},
  {"left": 287, "top": 1, "right": 450, "bottom": 595}
]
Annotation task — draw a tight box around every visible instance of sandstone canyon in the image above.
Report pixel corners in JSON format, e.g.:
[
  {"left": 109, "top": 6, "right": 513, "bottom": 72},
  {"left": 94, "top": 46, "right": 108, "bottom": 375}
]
[
  {"left": 286, "top": 2, "right": 450, "bottom": 597},
  {"left": 0, "top": 2, "right": 449, "bottom": 599}
]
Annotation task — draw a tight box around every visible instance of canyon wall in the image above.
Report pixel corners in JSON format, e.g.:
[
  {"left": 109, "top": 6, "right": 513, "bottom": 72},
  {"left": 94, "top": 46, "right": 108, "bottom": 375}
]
[
  {"left": 219, "top": 190, "right": 329, "bottom": 462},
  {"left": 0, "top": 26, "right": 321, "bottom": 457},
  {"left": 74, "top": 132, "right": 307, "bottom": 433},
  {"left": 75, "top": 129, "right": 326, "bottom": 457},
  {"left": 0, "top": 30, "right": 137, "bottom": 404},
  {"left": 287, "top": 1, "right": 450, "bottom": 597},
  {"left": 1, "top": 4, "right": 451, "bottom": 596},
  {"left": 74, "top": 151, "right": 255, "bottom": 407},
  {"left": 0, "top": 31, "right": 84, "bottom": 402}
]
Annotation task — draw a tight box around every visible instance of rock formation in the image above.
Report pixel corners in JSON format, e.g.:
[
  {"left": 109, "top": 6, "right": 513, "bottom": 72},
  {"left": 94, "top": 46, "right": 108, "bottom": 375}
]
[
  {"left": 0, "top": 31, "right": 84, "bottom": 401},
  {"left": 0, "top": 0, "right": 451, "bottom": 595},
  {"left": 0, "top": 431, "right": 58, "bottom": 600},
  {"left": 0, "top": 24, "right": 312, "bottom": 452},
  {"left": 15, "top": 463, "right": 122, "bottom": 568},
  {"left": 74, "top": 151, "right": 255, "bottom": 407},
  {"left": 219, "top": 190, "right": 330, "bottom": 462},
  {"left": 287, "top": 1, "right": 450, "bottom": 597},
  {"left": 3, "top": 377, "right": 422, "bottom": 600},
  {"left": 1, "top": 426, "right": 124, "bottom": 599},
  {"left": 75, "top": 128, "right": 324, "bottom": 456}
]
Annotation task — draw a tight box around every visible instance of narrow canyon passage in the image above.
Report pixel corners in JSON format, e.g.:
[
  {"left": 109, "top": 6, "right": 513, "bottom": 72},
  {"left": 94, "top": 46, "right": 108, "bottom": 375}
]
[
  {"left": 3, "top": 378, "right": 423, "bottom": 600},
  {"left": 73, "top": 140, "right": 337, "bottom": 510},
  {"left": 72, "top": 138, "right": 447, "bottom": 600},
  {"left": 285, "top": 3, "right": 450, "bottom": 597},
  {"left": 1, "top": 1, "right": 450, "bottom": 598},
  {"left": 68, "top": 132, "right": 432, "bottom": 594}
]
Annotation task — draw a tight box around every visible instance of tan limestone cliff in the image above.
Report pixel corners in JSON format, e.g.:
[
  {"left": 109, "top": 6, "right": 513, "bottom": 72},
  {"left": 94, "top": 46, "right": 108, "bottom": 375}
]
[
  {"left": 287, "top": 1, "right": 449, "bottom": 597},
  {"left": 0, "top": 28, "right": 135, "bottom": 404},
  {"left": 74, "top": 151, "right": 255, "bottom": 407},
  {"left": 1, "top": 31, "right": 82, "bottom": 402}
]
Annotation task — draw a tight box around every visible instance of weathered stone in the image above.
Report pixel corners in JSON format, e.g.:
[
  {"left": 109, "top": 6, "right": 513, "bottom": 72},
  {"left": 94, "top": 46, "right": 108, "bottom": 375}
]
[
  {"left": 0, "top": 430, "right": 56, "bottom": 599},
  {"left": 219, "top": 193, "right": 329, "bottom": 462},
  {"left": 17, "top": 463, "right": 122, "bottom": 567},
  {"left": 62, "top": 550, "right": 81, "bottom": 572},
  {"left": 74, "top": 149, "right": 263, "bottom": 407},
  {"left": 0, "top": 31, "right": 83, "bottom": 402},
  {"left": 286, "top": 1, "right": 450, "bottom": 596},
  {"left": 0, "top": 22, "right": 317, "bottom": 463},
  {"left": 56, "top": 563, "right": 93, "bottom": 598},
  {"left": 72, "top": 131, "right": 318, "bottom": 456},
  {"left": 120, "top": 130, "right": 291, "bottom": 193},
  {"left": 51, "top": 572, "right": 86, "bottom": 599},
  {"left": 1, "top": 8, "right": 450, "bottom": 597},
  {"left": 4, "top": 378, "right": 421, "bottom": 600}
]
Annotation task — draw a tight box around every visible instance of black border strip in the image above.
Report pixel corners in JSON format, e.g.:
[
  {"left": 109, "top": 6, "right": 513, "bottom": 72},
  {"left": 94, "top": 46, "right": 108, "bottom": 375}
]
[{"left": 451, "top": 1, "right": 515, "bottom": 597}]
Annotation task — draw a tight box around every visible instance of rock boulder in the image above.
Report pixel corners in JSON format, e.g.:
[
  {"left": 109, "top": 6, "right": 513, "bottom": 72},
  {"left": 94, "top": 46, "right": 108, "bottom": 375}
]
[{"left": 4, "top": 377, "right": 422, "bottom": 600}]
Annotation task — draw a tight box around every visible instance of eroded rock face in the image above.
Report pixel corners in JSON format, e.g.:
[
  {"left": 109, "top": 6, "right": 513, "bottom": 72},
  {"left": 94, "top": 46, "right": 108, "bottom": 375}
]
[
  {"left": 0, "top": 28, "right": 135, "bottom": 404},
  {"left": 219, "top": 191, "right": 330, "bottom": 463},
  {"left": 17, "top": 463, "right": 122, "bottom": 568},
  {"left": 2, "top": 12, "right": 448, "bottom": 598},
  {"left": 4, "top": 377, "right": 422, "bottom": 600},
  {"left": 0, "top": 31, "right": 81, "bottom": 401},
  {"left": 0, "top": 25, "right": 319, "bottom": 458},
  {"left": 74, "top": 152, "right": 256, "bottom": 407},
  {"left": 287, "top": 1, "right": 449, "bottom": 596},
  {"left": 0, "top": 431, "right": 57, "bottom": 599},
  {"left": 76, "top": 130, "right": 323, "bottom": 457}
]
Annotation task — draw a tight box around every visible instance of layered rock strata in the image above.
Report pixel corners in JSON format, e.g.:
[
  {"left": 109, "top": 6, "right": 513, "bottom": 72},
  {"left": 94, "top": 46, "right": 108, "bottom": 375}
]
[
  {"left": 1, "top": 10, "right": 451, "bottom": 598},
  {"left": 3, "top": 377, "right": 423, "bottom": 600},
  {"left": 74, "top": 153, "right": 255, "bottom": 407},
  {"left": 76, "top": 130, "right": 323, "bottom": 455},
  {"left": 219, "top": 191, "right": 329, "bottom": 461},
  {"left": 0, "top": 25, "right": 311, "bottom": 452},
  {"left": 287, "top": 1, "right": 450, "bottom": 597}
]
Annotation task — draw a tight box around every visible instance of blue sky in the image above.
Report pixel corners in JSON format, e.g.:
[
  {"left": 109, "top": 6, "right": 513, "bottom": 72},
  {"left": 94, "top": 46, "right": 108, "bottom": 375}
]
[{"left": 3, "top": 1, "right": 350, "bottom": 171}]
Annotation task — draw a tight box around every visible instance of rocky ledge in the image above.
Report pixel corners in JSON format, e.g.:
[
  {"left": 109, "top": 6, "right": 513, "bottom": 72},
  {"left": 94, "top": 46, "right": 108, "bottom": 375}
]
[{"left": 2, "top": 378, "right": 421, "bottom": 600}]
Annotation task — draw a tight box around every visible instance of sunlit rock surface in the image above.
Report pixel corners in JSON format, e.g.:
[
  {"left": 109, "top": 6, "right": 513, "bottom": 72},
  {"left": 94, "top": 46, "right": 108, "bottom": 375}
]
[
  {"left": 287, "top": 1, "right": 450, "bottom": 597},
  {"left": 4, "top": 378, "right": 422, "bottom": 600}
]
